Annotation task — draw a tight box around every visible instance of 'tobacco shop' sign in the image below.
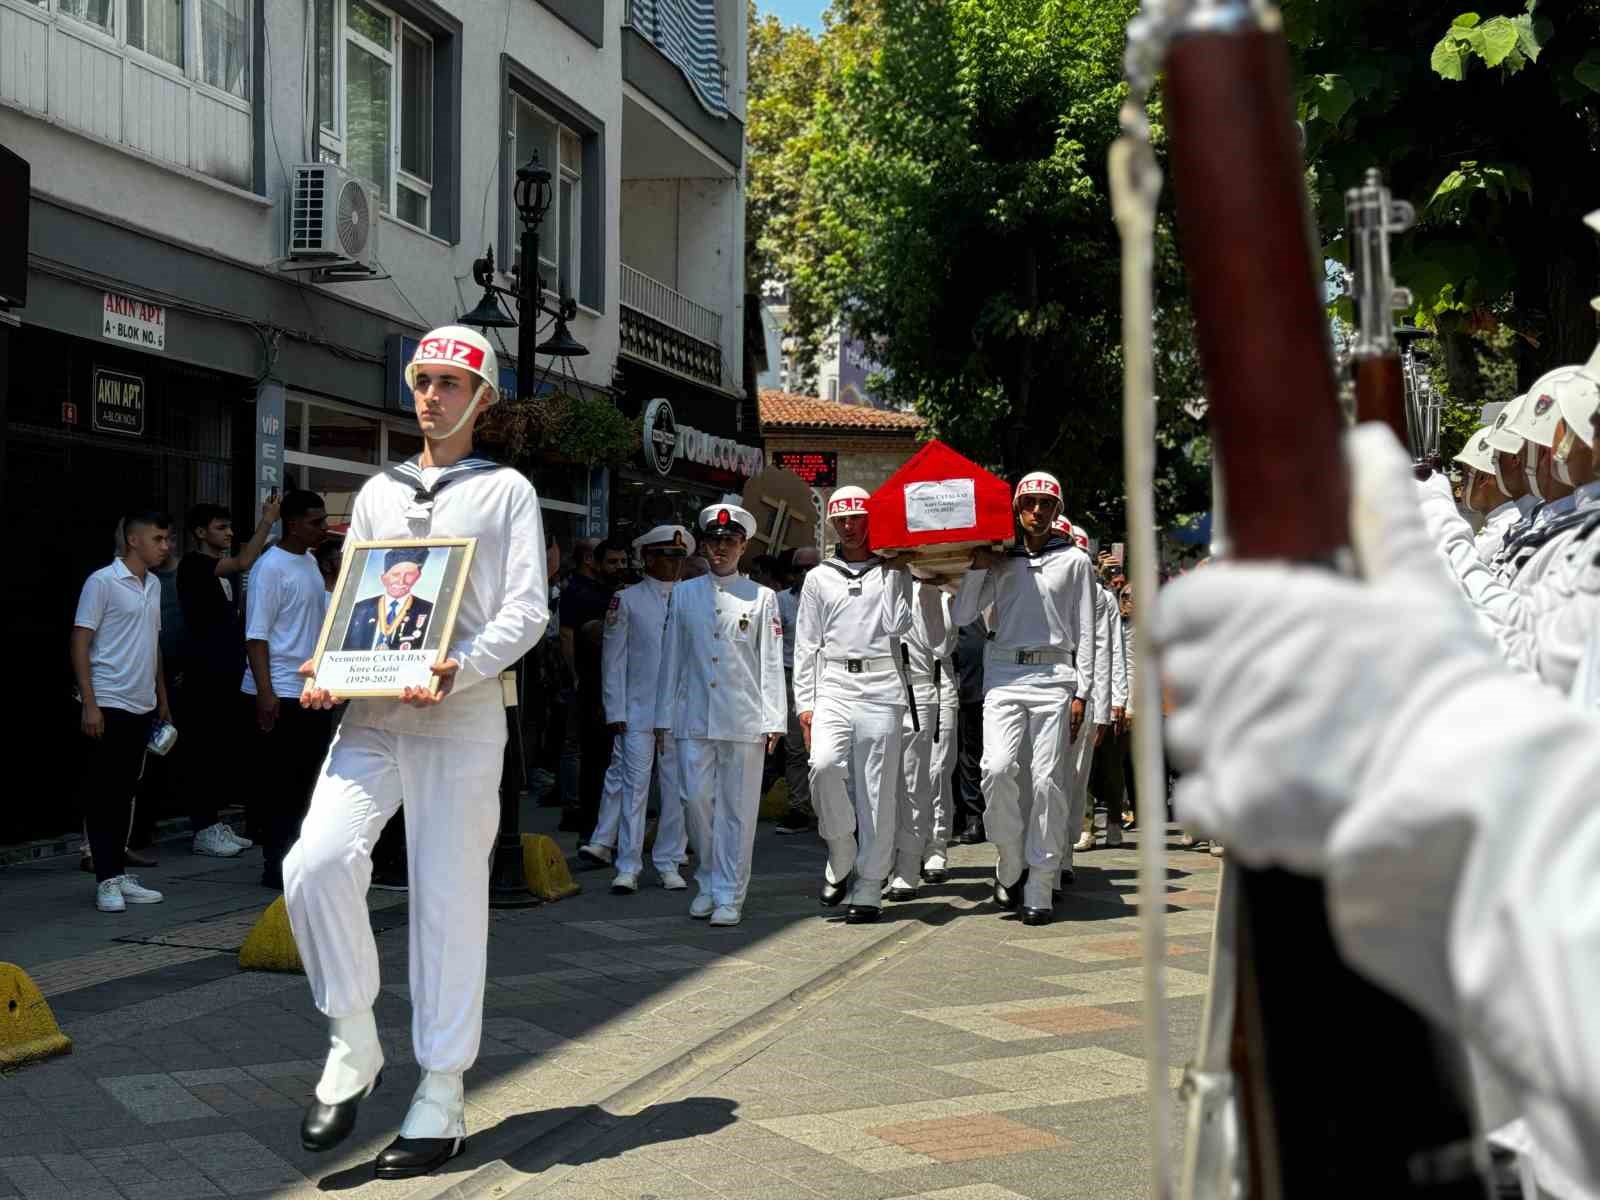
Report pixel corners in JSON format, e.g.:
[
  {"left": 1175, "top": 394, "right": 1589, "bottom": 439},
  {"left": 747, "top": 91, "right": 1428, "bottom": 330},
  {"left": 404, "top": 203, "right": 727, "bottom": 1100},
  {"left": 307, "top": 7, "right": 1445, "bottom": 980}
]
[{"left": 101, "top": 292, "right": 167, "bottom": 353}]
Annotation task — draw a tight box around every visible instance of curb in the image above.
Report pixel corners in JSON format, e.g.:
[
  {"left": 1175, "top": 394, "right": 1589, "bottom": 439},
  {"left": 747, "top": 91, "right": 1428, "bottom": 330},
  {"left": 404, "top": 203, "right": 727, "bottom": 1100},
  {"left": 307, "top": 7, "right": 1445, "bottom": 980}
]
[
  {"left": 412, "top": 906, "right": 959, "bottom": 1200},
  {"left": 0, "top": 809, "right": 249, "bottom": 868}
]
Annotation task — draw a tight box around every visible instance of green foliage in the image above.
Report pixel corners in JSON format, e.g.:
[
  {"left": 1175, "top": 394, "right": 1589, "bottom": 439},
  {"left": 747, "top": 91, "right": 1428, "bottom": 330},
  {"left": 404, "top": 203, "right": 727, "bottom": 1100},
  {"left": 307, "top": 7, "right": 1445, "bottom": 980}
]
[{"left": 479, "top": 392, "right": 639, "bottom": 467}]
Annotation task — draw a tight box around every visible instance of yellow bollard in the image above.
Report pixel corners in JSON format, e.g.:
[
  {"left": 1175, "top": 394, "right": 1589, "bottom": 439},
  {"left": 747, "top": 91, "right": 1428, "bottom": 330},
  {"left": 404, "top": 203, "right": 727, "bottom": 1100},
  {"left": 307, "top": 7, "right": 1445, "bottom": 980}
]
[
  {"left": 522, "top": 834, "right": 580, "bottom": 901},
  {"left": 237, "top": 896, "right": 304, "bottom": 973},
  {"left": 0, "top": 963, "right": 72, "bottom": 1067}
]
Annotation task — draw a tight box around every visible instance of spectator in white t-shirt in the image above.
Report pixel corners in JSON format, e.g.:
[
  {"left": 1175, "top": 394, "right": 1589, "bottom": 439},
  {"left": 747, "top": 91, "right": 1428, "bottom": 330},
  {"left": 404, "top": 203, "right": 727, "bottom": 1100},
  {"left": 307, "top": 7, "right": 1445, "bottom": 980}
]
[
  {"left": 71, "top": 511, "right": 173, "bottom": 913},
  {"left": 242, "top": 490, "right": 333, "bottom": 889}
]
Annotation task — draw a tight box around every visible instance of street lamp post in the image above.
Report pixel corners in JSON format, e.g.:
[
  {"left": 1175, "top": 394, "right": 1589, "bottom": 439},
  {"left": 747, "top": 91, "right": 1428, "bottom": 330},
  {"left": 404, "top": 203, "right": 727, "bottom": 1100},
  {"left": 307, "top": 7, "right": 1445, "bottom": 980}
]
[{"left": 457, "top": 152, "right": 588, "bottom": 908}]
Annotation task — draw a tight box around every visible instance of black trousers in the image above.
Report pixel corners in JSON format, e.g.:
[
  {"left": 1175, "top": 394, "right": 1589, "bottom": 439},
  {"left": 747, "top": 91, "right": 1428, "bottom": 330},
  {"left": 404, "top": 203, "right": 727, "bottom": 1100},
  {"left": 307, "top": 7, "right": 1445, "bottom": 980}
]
[
  {"left": 245, "top": 697, "right": 333, "bottom": 873},
  {"left": 953, "top": 701, "right": 985, "bottom": 834},
  {"left": 181, "top": 674, "right": 238, "bottom": 831},
  {"left": 81, "top": 706, "right": 152, "bottom": 883}
]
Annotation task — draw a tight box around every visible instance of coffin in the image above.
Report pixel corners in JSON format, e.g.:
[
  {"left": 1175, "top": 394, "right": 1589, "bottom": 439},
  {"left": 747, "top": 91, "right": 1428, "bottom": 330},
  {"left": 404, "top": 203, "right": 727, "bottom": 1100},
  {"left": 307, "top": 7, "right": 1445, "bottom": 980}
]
[{"left": 868, "top": 440, "right": 1014, "bottom": 586}]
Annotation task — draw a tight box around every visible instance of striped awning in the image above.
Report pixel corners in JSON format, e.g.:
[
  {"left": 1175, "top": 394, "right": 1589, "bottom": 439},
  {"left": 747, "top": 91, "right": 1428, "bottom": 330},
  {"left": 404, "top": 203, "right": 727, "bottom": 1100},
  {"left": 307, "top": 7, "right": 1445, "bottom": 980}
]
[{"left": 629, "top": 0, "right": 730, "bottom": 119}]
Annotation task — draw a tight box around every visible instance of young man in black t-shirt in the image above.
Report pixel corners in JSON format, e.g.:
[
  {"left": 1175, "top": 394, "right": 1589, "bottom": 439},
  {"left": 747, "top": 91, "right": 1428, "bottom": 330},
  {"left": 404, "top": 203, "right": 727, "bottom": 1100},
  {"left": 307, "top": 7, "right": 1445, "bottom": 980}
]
[{"left": 176, "top": 497, "right": 279, "bottom": 856}]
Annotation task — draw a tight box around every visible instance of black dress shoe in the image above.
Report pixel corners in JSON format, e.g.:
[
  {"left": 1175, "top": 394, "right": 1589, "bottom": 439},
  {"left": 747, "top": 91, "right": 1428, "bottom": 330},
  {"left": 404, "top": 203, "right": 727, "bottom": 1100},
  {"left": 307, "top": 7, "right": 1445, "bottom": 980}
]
[
  {"left": 921, "top": 867, "right": 948, "bottom": 884},
  {"left": 953, "top": 825, "right": 986, "bottom": 846},
  {"left": 301, "top": 1072, "right": 381, "bottom": 1152},
  {"left": 993, "top": 869, "right": 1028, "bottom": 911},
  {"left": 820, "top": 874, "right": 851, "bottom": 907},
  {"left": 374, "top": 1133, "right": 464, "bottom": 1179},
  {"left": 1021, "top": 905, "right": 1053, "bottom": 926},
  {"left": 883, "top": 883, "right": 916, "bottom": 902},
  {"left": 845, "top": 904, "right": 881, "bottom": 924}
]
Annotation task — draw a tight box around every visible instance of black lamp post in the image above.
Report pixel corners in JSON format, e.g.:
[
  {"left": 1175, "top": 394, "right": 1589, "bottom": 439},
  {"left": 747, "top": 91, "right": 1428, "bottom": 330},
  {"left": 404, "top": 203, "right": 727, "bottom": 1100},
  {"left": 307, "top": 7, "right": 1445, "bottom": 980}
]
[{"left": 458, "top": 151, "right": 588, "bottom": 908}]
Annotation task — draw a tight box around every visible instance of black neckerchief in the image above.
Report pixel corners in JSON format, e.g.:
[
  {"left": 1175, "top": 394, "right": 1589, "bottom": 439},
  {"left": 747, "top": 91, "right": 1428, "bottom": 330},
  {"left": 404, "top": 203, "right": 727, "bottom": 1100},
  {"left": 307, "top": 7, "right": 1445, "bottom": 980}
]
[
  {"left": 1501, "top": 501, "right": 1592, "bottom": 561},
  {"left": 819, "top": 555, "right": 883, "bottom": 579},
  {"left": 385, "top": 455, "right": 501, "bottom": 512},
  {"left": 1008, "top": 535, "right": 1072, "bottom": 560}
]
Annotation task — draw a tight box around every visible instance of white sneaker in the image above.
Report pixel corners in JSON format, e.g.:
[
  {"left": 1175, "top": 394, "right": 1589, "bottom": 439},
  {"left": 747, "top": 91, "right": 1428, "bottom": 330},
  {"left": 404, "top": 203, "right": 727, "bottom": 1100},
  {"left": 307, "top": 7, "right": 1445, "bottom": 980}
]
[
  {"left": 709, "top": 905, "right": 741, "bottom": 927},
  {"left": 223, "top": 825, "right": 254, "bottom": 850},
  {"left": 578, "top": 843, "right": 614, "bottom": 866},
  {"left": 689, "top": 893, "right": 715, "bottom": 919},
  {"left": 116, "top": 874, "right": 164, "bottom": 904},
  {"left": 96, "top": 878, "right": 125, "bottom": 912},
  {"left": 1103, "top": 826, "right": 1125, "bottom": 848},
  {"left": 610, "top": 872, "right": 639, "bottom": 894},
  {"left": 658, "top": 868, "right": 687, "bottom": 891},
  {"left": 193, "top": 824, "right": 243, "bottom": 858},
  {"left": 1073, "top": 830, "right": 1096, "bottom": 853}
]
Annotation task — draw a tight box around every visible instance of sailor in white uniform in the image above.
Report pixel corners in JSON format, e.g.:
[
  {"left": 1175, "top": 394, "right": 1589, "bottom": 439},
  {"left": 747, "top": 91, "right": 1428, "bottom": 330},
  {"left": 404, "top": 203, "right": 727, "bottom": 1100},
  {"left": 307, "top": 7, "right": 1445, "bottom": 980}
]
[
  {"left": 954, "top": 471, "right": 1096, "bottom": 926},
  {"left": 593, "top": 525, "right": 694, "bottom": 894},
  {"left": 1453, "top": 420, "right": 1538, "bottom": 565},
  {"left": 289, "top": 327, "right": 548, "bottom": 1178},
  {"left": 654, "top": 503, "right": 787, "bottom": 927},
  {"left": 888, "top": 579, "right": 958, "bottom": 900},
  {"left": 793, "top": 486, "right": 914, "bottom": 923},
  {"left": 1070, "top": 522, "right": 1115, "bottom": 857}
]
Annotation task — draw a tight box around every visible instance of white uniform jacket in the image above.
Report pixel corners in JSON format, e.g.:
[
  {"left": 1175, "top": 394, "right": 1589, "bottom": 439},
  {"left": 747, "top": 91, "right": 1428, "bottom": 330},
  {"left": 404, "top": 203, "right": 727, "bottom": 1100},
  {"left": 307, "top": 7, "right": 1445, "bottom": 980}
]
[
  {"left": 601, "top": 577, "right": 674, "bottom": 728},
  {"left": 654, "top": 573, "right": 786, "bottom": 743},
  {"left": 777, "top": 586, "right": 800, "bottom": 671},
  {"left": 951, "top": 537, "right": 1096, "bottom": 697},
  {"left": 343, "top": 460, "right": 548, "bottom": 742},
  {"left": 1091, "top": 584, "right": 1115, "bottom": 725},
  {"left": 791, "top": 557, "right": 914, "bottom": 713},
  {"left": 1110, "top": 594, "right": 1128, "bottom": 711},
  {"left": 903, "top": 581, "right": 958, "bottom": 708},
  {"left": 1476, "top": 496, "right": 1538, "bottom": 564}
]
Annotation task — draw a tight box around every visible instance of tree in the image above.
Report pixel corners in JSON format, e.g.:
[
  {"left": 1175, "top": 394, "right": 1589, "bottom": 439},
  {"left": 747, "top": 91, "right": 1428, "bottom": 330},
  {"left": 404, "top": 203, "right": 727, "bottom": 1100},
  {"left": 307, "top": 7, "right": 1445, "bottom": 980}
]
[
  {"left": 1287, "top": 0, "right": 1600, "bottom": 418},
  {"left": 777, "top": 0, "right": 1209, "bottom": 534}
]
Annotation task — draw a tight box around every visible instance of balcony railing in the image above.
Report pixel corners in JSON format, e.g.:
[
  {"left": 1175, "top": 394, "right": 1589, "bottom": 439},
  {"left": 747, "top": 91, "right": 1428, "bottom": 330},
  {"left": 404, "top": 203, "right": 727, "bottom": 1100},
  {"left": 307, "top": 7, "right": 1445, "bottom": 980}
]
[{"left": 619, "top": 264, "right": 725, "bottom": 388}]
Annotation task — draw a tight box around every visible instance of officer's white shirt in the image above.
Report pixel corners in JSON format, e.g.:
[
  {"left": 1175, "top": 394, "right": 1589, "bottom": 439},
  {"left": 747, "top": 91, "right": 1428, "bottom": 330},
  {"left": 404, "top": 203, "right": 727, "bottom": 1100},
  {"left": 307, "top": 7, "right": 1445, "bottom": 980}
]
[
  {"left": 74, "top": 557, "right": 161, "bottom": 714},
  {"left": 777, "top": 586, "right": 801, "bottom": 671},
  {"left": 602, "top": 576, "right": 673, "bottom": 728},
  {"left": 655, "top": 571, "right": 786, "bottom": 742},
  {"left": 902, "top": 581, "right": 957, "bottom": 707},
  {"left": 342, "top": 464, "right": 549, "bottom": 742},
  {"left": 951, "top": 537, "right": 1097, "bottom": 697},
  {"left": 791, "top": 556, "right": 914, "bottom": 712},
  {"left": 1476, "top": 496, "right": 1537, "bottom": 563}
]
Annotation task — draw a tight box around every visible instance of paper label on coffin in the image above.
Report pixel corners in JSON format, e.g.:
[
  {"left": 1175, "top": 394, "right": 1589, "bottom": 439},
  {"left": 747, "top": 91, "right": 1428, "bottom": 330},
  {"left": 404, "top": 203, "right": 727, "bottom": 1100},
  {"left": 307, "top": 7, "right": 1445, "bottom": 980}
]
[{"left": 904, "top": 478, "right": 977, "bottom": 532}]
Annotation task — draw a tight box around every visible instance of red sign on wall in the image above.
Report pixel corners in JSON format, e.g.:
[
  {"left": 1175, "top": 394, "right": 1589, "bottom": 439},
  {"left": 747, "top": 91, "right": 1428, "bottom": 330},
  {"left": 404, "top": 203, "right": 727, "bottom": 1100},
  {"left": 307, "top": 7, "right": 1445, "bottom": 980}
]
[{"left": 771, "top": 450, "right": 837, "bottom": 488}]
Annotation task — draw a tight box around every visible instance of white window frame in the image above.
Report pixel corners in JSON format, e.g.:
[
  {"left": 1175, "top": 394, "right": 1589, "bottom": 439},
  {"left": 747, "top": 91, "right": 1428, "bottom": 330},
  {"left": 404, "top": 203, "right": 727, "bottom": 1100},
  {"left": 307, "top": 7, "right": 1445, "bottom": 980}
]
[
  {"left": 37, "top": 0, "right": 251, "bottom": 104},
  {"left": 317, "top": 0, "right": 433, "bottom": 231},
  {"left": 510, "top": 93, "right": 584, "bottom": 303}
]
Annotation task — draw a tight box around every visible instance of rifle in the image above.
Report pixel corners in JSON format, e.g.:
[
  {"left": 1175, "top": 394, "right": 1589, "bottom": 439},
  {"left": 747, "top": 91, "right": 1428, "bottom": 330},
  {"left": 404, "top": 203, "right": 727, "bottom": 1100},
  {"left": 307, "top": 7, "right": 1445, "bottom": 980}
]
[{"left": 1115, "top": 3, "right": 1491, "bottom": 1196}]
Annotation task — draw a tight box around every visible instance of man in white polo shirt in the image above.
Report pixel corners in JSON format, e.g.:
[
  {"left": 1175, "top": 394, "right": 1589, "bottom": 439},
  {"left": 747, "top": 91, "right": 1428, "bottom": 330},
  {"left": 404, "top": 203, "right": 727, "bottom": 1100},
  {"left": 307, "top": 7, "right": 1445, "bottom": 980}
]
[{"left": 71, "top": 511, "right": 173, "bottom": 913}]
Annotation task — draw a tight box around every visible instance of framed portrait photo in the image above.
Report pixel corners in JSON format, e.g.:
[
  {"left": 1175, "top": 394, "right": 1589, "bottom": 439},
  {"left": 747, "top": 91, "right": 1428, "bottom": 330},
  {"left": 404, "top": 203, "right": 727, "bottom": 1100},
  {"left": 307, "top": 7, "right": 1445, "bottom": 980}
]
[{"left": 308, "top": 538, "right": 477, "bottom": 698}]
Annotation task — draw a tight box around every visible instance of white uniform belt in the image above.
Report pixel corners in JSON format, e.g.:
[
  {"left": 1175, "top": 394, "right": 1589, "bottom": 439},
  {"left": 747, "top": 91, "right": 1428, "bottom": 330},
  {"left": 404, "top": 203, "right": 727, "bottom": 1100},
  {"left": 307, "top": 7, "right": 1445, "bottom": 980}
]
[
  {"left": 986, "top": 645, "right": 1073, "bottom": 666},
  {"left": 822, "top": 655, "right": 897, "bottom": 674}
]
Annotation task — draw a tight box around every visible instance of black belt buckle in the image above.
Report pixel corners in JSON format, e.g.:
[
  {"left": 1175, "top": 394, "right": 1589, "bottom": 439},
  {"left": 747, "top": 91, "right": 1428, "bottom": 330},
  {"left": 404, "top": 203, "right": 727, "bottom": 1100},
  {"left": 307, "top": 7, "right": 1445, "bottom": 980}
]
[{"left": 847, "top": 659, "right": 863, "bottom": 674}]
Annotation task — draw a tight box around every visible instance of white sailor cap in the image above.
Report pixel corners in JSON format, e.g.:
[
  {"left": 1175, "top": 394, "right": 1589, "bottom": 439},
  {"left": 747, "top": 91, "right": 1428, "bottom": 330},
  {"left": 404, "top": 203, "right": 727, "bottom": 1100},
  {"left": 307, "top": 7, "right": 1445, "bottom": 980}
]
[
  {"left": 1453, "top": 427, "right": 1499, "bottom": 473},
  {"left": 633, "top": 524, "right": 695, "bottom": 557},
  {"left": 1550, "top": 368, "right": 1600, "bottom": 447},
  {"left": 1014, "top": 471, "right": 1062, "bottom": 505},
  {"left": 697, "top": 503, "right": 757, "bottom": 539},
  {"left": 1507, "top": 367, "right": 1585, "bottom": 448},
  {"left": 1484, "top": 395, "right": 1530, "bottom": 453},
  {"left": 826, "top": 486, "right": 871, "bottom": 520}
]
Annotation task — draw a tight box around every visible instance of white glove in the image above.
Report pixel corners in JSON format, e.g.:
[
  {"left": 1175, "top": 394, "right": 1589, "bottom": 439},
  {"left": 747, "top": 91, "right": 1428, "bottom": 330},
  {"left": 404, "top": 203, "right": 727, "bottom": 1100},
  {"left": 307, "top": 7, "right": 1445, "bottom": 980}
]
[{"left": 1156, "top": 426, "right": 1497, "bottom": 872}]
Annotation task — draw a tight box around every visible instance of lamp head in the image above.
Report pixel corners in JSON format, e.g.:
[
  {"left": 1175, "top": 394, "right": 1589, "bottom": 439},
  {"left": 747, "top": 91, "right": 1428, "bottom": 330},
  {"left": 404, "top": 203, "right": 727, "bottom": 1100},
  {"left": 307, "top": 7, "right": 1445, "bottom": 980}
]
[{"left": 514, "top": 153, "right": 554, "bottom": 223}]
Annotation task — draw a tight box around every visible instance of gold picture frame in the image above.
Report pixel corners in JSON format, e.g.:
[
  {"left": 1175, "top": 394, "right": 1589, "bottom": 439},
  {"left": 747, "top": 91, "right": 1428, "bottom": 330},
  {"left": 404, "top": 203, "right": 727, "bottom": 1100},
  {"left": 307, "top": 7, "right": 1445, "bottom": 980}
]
[{"left": 307, "top": 538, "right": 477, "bottom": 699}]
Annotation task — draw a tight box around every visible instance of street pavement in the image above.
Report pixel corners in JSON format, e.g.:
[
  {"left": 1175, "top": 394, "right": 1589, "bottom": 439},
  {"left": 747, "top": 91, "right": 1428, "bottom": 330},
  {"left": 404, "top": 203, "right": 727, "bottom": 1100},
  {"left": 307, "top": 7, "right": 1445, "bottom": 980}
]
[{"left": 0, "top": 806, "right": 1218, "bottom": 1200}]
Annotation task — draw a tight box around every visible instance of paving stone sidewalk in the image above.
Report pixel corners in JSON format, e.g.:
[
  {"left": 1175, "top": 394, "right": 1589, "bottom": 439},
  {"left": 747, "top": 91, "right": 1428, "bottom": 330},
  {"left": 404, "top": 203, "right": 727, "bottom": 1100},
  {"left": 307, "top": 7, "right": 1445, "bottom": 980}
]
[{"left": 0, "top": 814, "right": 1217, "bottom": 1200}]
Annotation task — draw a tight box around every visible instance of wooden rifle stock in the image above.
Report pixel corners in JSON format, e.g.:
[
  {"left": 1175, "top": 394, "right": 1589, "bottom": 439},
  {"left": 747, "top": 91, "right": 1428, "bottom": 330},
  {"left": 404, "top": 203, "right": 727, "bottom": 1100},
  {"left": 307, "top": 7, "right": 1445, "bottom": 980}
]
[
  {"left": 1354, "top": 353, "right": 1409, "bottom": 449},
  {"left": 1163, "top": 20, "right": 1489, "bottom": 1200}
]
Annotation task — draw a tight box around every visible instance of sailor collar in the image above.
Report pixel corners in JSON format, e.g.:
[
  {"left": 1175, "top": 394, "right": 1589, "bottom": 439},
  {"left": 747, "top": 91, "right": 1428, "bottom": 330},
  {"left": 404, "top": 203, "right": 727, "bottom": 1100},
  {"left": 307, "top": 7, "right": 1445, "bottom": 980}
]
[
  {"left": 820, "top": 555, "right": 884, "bottom": 579},
  {"left": 1008, "top": 535, "right": 1073, "bottom": 565},
  {"left": 385, "top": 455, "right": 501, "bottom": 519}
]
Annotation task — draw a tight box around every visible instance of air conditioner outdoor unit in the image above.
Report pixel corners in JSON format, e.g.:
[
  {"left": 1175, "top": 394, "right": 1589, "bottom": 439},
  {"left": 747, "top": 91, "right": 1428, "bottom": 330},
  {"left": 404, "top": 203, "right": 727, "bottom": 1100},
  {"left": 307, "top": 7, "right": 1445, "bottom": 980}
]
[{"left": 287, "top": 163, "right": 378, "bottom": 268}]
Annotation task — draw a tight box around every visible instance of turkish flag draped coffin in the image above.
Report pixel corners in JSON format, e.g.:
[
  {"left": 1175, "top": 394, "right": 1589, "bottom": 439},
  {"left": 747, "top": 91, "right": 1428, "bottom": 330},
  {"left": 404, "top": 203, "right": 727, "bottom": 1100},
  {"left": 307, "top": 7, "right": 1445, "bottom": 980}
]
[{"left": 867, "top": 440, "right": 1014, "bottom": 585}]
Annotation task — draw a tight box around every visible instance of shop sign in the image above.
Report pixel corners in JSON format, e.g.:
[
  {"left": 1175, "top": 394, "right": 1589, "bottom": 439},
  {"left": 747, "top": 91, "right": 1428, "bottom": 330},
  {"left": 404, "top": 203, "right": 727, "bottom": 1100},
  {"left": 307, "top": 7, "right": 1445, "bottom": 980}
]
[
  {"left": 101, "top": 292, "right": 166, "bottom": 353},
  {"left": 642, "top": 397, "right": 764, "bottom": 478},
  {"left": 770, "top": 450, "right": 837, "bottom": 488},
  {"left": 255, "top": 382, "right": 286, "bottom": 514},
  {"left": 91, "top": 368, "right": 145, "bottom": 436}
]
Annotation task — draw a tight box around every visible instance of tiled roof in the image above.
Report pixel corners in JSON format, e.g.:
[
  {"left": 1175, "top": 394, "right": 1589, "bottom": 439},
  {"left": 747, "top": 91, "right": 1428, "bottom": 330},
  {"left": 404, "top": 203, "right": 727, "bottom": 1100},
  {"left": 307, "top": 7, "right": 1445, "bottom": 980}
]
[{"left": 758, "top": 390, "right": 926, "bottom": 433}]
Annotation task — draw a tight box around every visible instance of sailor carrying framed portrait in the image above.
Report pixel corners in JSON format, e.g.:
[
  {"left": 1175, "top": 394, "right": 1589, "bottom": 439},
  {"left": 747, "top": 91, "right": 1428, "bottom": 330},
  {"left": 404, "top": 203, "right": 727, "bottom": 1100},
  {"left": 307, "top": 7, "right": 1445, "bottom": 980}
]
[{"left": 307, "top": 538, "right": 476, "bottom": 698}]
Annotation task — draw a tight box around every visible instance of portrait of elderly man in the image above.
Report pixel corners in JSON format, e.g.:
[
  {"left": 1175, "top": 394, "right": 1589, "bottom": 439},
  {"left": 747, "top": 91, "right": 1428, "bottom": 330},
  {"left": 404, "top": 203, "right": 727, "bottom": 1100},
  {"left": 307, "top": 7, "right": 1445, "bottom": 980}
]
[{"left": 342, "top": 548, "right": 436, "bottom": 652}]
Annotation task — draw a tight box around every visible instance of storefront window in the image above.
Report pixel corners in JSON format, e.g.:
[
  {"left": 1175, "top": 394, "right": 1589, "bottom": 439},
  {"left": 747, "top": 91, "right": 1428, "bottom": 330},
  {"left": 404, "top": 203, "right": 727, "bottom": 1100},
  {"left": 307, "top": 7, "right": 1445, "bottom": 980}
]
[
  {"left": 611, "top": 470, "right": 727, "bottom": 548},
  {"left": 293, "top": 465, "right": 372, "bottom": 528},
  {"left": 307, "top": 402, "right": 380, "bottom": 464}
]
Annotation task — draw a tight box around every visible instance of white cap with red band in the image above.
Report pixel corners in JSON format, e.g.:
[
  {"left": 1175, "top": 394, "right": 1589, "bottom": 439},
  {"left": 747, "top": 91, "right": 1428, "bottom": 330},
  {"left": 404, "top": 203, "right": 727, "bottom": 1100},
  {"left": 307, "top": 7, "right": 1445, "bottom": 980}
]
[
  {"left": 826, "top": 485, "right": 871, "bottom": 520},
  {"left": 1014, "top": 471, "right": 1062, "bottom": 506},
  {"left": 406, "top": 326, "right": 500, "bottom": 404}
]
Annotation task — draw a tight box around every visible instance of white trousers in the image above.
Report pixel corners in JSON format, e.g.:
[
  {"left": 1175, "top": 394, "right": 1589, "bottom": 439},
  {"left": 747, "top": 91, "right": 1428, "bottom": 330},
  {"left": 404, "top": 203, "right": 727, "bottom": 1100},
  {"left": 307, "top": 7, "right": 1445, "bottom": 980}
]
[
  {"left": 283, "top": 721, "right": 502, "bottom": 1074},
  {"left": 980, "top": 683, "right": 1074, "bottom": 883},
  {"left": 1066, "top": 721, "right": 1097, "bottom": 864},
  {"left": 590, "top": 731, "right": 687, "bottom": 875},
  {"left": 678, "top": 738, "right": 763, "bottom": 908},
  {"left": 898, "top": 701, "right": 957, "bottom": 863},
  {"left": 810, "top": 697, "right": 903, "bottom": 886}
]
